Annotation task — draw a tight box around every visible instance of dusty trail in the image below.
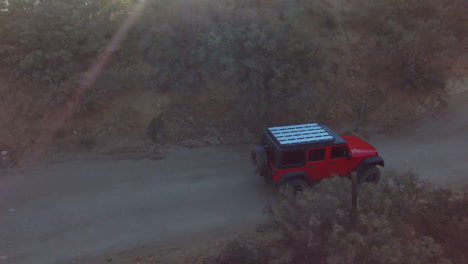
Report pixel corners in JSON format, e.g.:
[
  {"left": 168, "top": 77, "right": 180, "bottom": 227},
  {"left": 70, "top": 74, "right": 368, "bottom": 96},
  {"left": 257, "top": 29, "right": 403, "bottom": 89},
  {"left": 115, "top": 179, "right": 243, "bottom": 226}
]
[
  {"left": 0, "top": 146, "right": 275, "bottom": 264},
  {"left": 373, "top": 91, "right": 468, "bottom": 186},
  {"left": 0, "top": 92, "right": 466, "bottom": 264}
]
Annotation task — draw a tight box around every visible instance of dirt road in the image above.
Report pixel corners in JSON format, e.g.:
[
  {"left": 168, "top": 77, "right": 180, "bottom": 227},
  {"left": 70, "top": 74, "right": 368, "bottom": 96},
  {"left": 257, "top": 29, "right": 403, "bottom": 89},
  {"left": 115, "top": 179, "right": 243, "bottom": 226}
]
[
  {"left": 0, "top": 92, "right": 467, "bottom": 264},
  {"left": 373, "top": 90, "right": 468, "bottom": 186},
  {"left": 0, "top": 146, "right": 277, "bottom": 264}
]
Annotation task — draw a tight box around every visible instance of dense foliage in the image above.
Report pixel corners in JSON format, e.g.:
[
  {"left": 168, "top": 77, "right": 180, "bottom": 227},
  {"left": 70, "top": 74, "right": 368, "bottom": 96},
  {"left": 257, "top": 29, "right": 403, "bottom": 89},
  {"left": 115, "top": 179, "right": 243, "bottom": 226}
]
[
  {"left": 0, "top": 0, "right": 136, "bottom": 83},
  {"left": 0, "top": 0, "right": 464, "bottom": 122},
  {"left": 206, "top": 172, "right": 468, "bottom": 264}
]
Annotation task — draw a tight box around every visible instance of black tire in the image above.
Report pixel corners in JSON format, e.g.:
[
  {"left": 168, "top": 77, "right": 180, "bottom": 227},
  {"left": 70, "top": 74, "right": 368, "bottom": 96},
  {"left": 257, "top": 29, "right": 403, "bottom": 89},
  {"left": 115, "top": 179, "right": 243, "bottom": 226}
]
[
  {"left": 250, "top": 146, "right": 268, "bottom": 171},
  {"left": 286, "top": 178, "right": 308, "bottom": 192},
  {"left": 359, "top": 166, "right": 381, "bottom": 183}
]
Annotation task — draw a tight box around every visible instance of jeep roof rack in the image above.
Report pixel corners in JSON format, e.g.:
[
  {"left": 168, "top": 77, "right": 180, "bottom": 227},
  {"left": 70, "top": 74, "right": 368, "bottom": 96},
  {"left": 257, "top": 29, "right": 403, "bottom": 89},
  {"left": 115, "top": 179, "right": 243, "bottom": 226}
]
[{"left": 268, "top": 123, "right": 335, "bottom": 146}]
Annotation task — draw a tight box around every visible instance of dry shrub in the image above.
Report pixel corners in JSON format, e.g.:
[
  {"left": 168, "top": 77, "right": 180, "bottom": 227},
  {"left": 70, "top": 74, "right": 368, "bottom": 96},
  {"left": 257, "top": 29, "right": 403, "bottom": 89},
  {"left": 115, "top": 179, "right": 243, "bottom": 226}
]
[{"left": 204, "top": 172, "right": 467, "bottom": 264}]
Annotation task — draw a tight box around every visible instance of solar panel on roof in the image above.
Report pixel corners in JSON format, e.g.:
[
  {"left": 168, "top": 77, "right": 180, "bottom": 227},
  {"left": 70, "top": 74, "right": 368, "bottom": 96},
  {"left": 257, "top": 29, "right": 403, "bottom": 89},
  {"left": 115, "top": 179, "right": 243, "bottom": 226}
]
[{"left": 268, "top": 123, "right": 334, "bottom": 146}]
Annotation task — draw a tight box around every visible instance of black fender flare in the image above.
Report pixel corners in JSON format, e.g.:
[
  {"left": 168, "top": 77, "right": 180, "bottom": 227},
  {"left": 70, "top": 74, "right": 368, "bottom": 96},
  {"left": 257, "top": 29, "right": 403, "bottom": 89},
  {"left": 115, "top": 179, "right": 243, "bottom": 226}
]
[
  {"left": 278, "top": 171, "right": 309, "bottom": 185},
  {"left": 356, "top": 156, "right": 385, "bottom": 176}
]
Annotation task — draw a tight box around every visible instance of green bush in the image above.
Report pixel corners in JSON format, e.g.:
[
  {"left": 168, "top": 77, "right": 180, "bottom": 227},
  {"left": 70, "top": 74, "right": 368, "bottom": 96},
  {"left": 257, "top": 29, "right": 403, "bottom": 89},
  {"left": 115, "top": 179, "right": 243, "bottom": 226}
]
[{"left": 206, "top": 172, "right": 467, "bottom": 264}]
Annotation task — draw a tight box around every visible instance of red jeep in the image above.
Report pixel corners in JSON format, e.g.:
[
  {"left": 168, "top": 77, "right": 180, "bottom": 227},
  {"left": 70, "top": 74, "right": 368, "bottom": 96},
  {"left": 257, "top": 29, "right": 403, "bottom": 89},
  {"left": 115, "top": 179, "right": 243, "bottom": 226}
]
[{"left": 251, "top": 123, "right": 384, "bottom": 189}]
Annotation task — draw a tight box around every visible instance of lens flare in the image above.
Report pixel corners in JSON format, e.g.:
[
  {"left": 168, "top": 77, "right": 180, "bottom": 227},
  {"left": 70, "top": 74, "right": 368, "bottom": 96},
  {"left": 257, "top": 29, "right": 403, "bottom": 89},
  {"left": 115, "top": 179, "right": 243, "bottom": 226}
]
[{"left": 0, "top": 0, "right": 148, "bottom": 206}]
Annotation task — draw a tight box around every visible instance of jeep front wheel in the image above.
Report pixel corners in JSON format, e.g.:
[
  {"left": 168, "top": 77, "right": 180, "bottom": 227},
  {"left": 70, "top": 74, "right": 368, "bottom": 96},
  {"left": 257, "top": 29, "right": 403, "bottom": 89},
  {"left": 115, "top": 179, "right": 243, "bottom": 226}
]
[{"left": 360, "top": 166, "right": 381, "bottom": 183}]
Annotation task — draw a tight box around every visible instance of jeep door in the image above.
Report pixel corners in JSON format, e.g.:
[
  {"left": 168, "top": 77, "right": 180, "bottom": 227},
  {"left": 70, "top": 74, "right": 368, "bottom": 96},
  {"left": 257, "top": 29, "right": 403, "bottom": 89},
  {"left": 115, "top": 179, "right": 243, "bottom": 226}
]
[
  {"left": 305, "top": 147, "right": 329, "bottom": 180},
  {"left": 327, "top": 145, "right": 353, "bottom": 176}
]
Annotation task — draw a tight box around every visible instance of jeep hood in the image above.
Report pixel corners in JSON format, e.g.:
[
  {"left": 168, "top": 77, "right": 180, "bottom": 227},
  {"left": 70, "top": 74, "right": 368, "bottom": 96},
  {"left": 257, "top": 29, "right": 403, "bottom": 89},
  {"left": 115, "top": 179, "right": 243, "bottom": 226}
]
[{"left": 342, "top": 135, "right": 378, "bottom": 157}]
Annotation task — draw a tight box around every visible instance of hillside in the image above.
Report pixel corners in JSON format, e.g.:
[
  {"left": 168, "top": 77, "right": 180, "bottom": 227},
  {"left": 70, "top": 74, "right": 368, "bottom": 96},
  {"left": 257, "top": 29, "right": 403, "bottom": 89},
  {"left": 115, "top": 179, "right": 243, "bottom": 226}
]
[{"left": 0, "top": 0, "right": 465, "bottom": 167}]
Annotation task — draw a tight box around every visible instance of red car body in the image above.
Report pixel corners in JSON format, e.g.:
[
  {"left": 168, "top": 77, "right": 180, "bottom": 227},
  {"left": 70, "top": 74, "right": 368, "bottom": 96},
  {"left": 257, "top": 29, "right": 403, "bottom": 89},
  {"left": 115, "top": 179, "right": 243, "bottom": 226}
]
[{"left": 252, "top": 123, "right": 384, "bottom": 185}]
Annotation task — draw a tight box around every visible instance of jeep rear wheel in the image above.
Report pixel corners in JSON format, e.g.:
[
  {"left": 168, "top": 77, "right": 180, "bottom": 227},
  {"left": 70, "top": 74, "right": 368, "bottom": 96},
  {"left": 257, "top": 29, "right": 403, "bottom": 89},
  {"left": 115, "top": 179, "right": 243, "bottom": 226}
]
[
  {"left": 360, "top": 166, "right": 381, "bottom": 183},
  {"left": 251, "top": 146, "right": 268, "bottom": 172}
]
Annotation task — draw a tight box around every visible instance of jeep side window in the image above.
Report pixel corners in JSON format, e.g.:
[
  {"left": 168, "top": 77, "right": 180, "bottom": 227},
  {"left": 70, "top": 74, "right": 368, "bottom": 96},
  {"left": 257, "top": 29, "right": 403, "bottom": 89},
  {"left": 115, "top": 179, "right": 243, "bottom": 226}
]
[
  {"left": 281, "top": 150, "right": 305, "bottom": 166},
  {"left": 330, "top": 146, "right": 348, "bottom": 159},
  {"left": 308, "top": 148, "right": 326, "bottom": 162}
]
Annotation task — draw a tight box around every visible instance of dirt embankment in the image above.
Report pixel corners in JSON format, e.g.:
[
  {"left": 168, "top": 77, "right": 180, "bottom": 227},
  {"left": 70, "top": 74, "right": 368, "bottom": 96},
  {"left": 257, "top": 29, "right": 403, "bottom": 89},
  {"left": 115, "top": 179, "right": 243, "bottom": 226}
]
[
  {"left": 0, "top": 81, "right": 172, "bottom": 167},
  {"left": 0, "top": 55, "right": 466, "bottom": 168}
]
